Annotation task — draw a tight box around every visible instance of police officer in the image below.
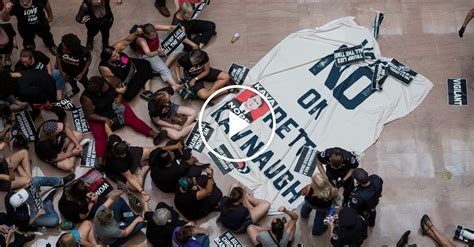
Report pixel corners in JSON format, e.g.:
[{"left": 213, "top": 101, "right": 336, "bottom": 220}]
[
  {"left": 328, "top": 207, "right": 367, "bottom": 247},
  {"left": 348, "top": 168, "right": 383, "bottom": 227},
  {"left": 317, "top": 147, "right": 359, "bottom": 205}
]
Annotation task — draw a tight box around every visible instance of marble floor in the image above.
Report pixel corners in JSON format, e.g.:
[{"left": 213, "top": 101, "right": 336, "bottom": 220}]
[{"left": 1, "top": 0, "right": 474, "bottom": 246}]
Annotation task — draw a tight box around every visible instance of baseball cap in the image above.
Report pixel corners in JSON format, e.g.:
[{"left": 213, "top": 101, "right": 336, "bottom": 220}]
[
  {"left": 152, "top": 207, "right": 172, "bottom": 226},
  {"left": 352, "top": 168, "right": 369, "bottom": 184},
  {"left": 9, "top": 189, "right": 29, "bottom": 208}
]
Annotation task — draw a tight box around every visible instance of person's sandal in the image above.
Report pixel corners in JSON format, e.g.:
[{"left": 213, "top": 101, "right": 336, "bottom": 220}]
[{"left": 420, "top": 214, "right": 433, "bottom": 235}]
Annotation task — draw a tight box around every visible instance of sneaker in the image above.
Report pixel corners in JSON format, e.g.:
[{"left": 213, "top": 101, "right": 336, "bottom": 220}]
[
  {"left": 61, "top": 174, "right": 76, "bottom": 186},
  {"left": 43, "top": 189, "right": 57, "bottom": 202},
  {"left": 155, "top": 3, "right": 170, "bottom": 17},
  {"left": 49, "top": 45, "right": 58, "bottom": 56},
  {"left": 153, "top": 129, "right": 168, "bottom": 145},
  {"left": 140, "top": 90, "right": 154, "bottom": 101}
]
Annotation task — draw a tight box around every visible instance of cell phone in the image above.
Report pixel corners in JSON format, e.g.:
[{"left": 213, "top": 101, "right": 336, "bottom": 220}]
[{"left": 328, "top": 207, "right": 336, "bottom": 216}]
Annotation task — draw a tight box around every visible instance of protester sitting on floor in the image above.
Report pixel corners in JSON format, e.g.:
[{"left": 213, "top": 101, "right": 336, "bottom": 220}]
[
  {"left": 300, "top": 173, "right": 338, "bottom": 236},
  {"left": 143, "top": 193, "right": 187, "bottom": 246},
  {"left": 58, "top": 179, "right": 106, "bottom": 223},
  {"left": 247, "top": 206, "right": 298, "bottom": 247},
  {"left": 99, "top": 27, "right": 154, "bottom": 101},
  {"left": 134, "top": 23, "right": 198, "bottom": 96},
  {"left": 175, "top": 49, "right": 231, "bottom": 100},
  {"left": 34, "top": 120, "right": 84, "bottom": 172},
  {"left": 148, "top": 85, "right": 196, "bottom": 139},
  {"left": 93, "top": 190, "right": 145, "bottom": 246},
  {"left": 0, "top": 68, "right": 65, "bottom": 121},
  {"left": 5, "top": 174, "right": 75, "bottom": 230},
  {"left": 56, "top": 220, "right": 98, "bottom": 246},
  {"left": 173, "top": 2, "right": 216, "bottom": 50},
  {"left": 218, "top": 184, "right": 270, "bottom": 234},
  {"left": 0, "top": 148, "right": 32, "bottom": 192},
  {"left": 0, "top": 212, "right": 35, "bottom": 246},
  {"left": 15, "top": 48, "right": 66, "bottom": 100},
  {"left": 80, "top": 76, "right": 165, "bottom": 164},
  {"left": 104, "top": 133, "right": 157, "bottom": 193},
  {"left": 174, "top": 167, "right": 222, "bottom": 220},
  {"left": 328, "top": 207, "right": 368, "bottom": 247},
  {"left": 0, "top": 22, "right": 17, "bottom": 68},
  {"left": 149, "top": 140, "right": 205, "bottom": 193},
  {"left": 459, "top": 8, "right": 474, "bottom": 38},
  {"left": 56, "top": 33, "right": 92, "bottom": 96},
  {"left": 172, "top": 222, "right": 210, "bottom": 247}
]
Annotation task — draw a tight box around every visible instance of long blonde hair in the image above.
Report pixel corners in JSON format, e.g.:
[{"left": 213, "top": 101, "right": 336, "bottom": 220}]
[
  {"left": 179, "top": 2, "right": 194, "bottom": 15},
  {"left": 310, "top": 173, "right": 332, "bottom": 199}
]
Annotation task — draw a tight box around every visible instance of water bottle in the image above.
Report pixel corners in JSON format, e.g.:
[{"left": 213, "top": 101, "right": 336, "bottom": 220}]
[{"left": 231, "top": 33, "right": 240, "bottom": 43}]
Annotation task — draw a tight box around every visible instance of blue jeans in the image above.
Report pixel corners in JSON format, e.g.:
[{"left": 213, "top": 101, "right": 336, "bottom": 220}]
[
  {"left": 29, "top": 176, "right": 63, "bottom": 227},
  {"left": 300, "top": 201, "right": 328, "bottom": 235},
  {"left": 110, "top": 197, "right": 143, "bottom": 247},
  {"left": 52, "top": 69, "right": 66, "bottom": 90}
]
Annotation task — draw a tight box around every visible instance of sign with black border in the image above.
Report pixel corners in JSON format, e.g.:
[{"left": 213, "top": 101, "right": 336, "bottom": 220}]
[
  {"left": 71, "top": 107, "right": 90, "bottom": 133},
  {"left": 80, "top": 140, "right": 96, "bottom": 168},
  {"left": 186, "top": 122, "right": 214, "bottom": 153},
  {"left": 294, "top": 146, "right": 318, "bottom": 177},
  {"left": 14, "top": 111, "right": 36, "bottom": 141},
  {"left": 79, "top": 169, "right": 113, "bottom": 199},
  {"left": 387, "top": 59, "right": 417, "bottom": 85},
  {"left": 334, "top": 45, "right": 365, "bottom": 67},
  {"left": 214, "top": 231, "right": 242, "bottom": 247},
  {"left": 228, "top": 63, "right": 250, "bottom": 85},
  {"left": 208, "top": 145, "right": 239, "bottom": 175},
  {"left": 448, "top": 78, "right": 468, "bottom": 106},
  {"left": 161, "top": 24, "right": 186, "bottom": 56}
]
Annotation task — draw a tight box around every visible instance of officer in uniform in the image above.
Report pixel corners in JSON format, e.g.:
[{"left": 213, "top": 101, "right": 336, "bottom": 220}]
[
  {"left": 317, "top": 147, "right": 359, "bottom": 206},
  {"left": 328, "top": 207, "right": 367, "bottom": 247},
  {"left": 348, "top": 168, "right": 383, "bottom": 227}
]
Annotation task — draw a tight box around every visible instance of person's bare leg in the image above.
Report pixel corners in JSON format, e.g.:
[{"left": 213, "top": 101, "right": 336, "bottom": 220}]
[
  {"left": 144, "top": 79, "right": 152, "bottom": 91},
  {"left": 245, "top": 194, "right": 271, "bottom": 222},
  {"left": 136, "top": 166, "right": 150, "bottom": 187},
  {"left": 78, "top": 220, "right": 97, "bottom": 244},
  {"left": 57, "top": 142, "right": 76, "bottom": 172},
  {"left": 10, "top": 177, "right": 30, "bottom": 190},
  {"left": 429, "top": 226, "right": 456, "bottom": 247},
  {"left": 141, "top": 147, "right": 159, "bottom": 161},
  {"left": 9, "top": 149, "right": 32, "bottom": 178},
  {"left": 177, "top": 106, "right": 197, "bottom": 125}
]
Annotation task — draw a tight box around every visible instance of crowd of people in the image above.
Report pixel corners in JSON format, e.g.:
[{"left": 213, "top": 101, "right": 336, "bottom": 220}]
[{"left": 0, "top": 0, "right": 472, "bottom": 246}]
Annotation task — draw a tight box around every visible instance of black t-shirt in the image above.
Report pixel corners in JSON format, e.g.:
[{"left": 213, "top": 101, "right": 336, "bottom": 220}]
[
  {"left": 145, "top": 202, "right": 186, "bottom": 247},
  {"left": 330, "top": 219, "right": 366, "bottom": 246},
  {"left": 178, "top": 51, "right": 209, "bottom": 77},
  {"left": 150, "top": 160, "right": 187, "bottom": 193},
  {"left": 148, "top": 86, "right": 174, "bottom": 118},
  {"left": 218, "top": 196, "right": 249, "bottom": 231},
  {"left": 58, "top": 196, "right": 89, "bottom": 223},
  {"left": 15, "top": 50, "right": 50, "bottom": 72},
  {"left": 17, "top": 70, "right": 56, "bottom": 104},
  {"left": 317, "top": 147, "right": 359, "bottom": 179},
  {"left": 57, "top": 43, "right": 91, "bottom": 77},
  {"left": 0, "top": 23, "right": 16, "bottom": 54},
  {"left": 104, "top": 134, "right": 136, "bottom": 181},
  {"left": 174, "top": 189, "right": 206, "bottom": 220},
  {"left": 9, "top": 0, "right": 48, "bottom": 26}
]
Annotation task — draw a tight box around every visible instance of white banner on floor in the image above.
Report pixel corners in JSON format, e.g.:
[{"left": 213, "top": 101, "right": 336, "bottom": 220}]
[{"left": 199, "top": 17, "right": 433, "bottom": 209}]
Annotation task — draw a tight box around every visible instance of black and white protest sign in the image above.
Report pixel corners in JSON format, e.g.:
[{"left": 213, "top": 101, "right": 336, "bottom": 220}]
[
  {"left": 294, "top": 146, "right": 318, "bottom": 177},
  {"left": 371, "top": 12, "right": 384, "bottom": 39},
  {"left": 214, "top": 231, "right": 242, "bottom": 247},
  {"left": 14, "top": 111, "right": 36, "bottom": 141},
  {"left": 186, "top": 122, "right": 214, "bottom": 152},
  {"left": 387, "top": 59, "right": 417, "bottom": 85},
  {"left": 371, "top": 64, "right": 388, "bottom": 91},
  {"left": 334, "top": 45, "right": 365, "bottom": 67},
  {"left": 71, "top": 107, "right": 90, "bottom": 133},
  {"left": 204, "top": 0, "right": 210, "bottom": 4},
  {"left": 253, "top": 82, "right": 278, "bottom": 107},
  {"left": 448, "top": 79, "right": 468, "bottom": 106},
  {"left": 191, "top": 2, "right": 207, "bottom": 20},
  {"left": 80, "top": 169, "right": 113, "bottom": 199},
  {"left": 53, "top": 98, "right": 76, "bottom": 111},
  {"left": 27, "top": 183, "right": 43, "bottom": 211},
  {"left": 161, "top": 24, "right": 186, "bottom": 56},
  {"left": 208, "top": 145, "right": 239, "bottom": 175},
  {"left": 228, "top": 63, "right": 250, "bottom": 85},
  {"left": 80, "top": 140, "right": 96, "bottom": 168}
]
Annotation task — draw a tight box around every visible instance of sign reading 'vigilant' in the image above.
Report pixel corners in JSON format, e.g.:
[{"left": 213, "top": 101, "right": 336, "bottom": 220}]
[{"left": 448, "top": 79, "right": 468, "bottom": 106}]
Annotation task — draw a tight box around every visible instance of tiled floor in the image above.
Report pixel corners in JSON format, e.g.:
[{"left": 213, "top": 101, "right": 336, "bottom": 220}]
[{"left": 1, "top": 0, "right": 474, "bottom": 246}]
